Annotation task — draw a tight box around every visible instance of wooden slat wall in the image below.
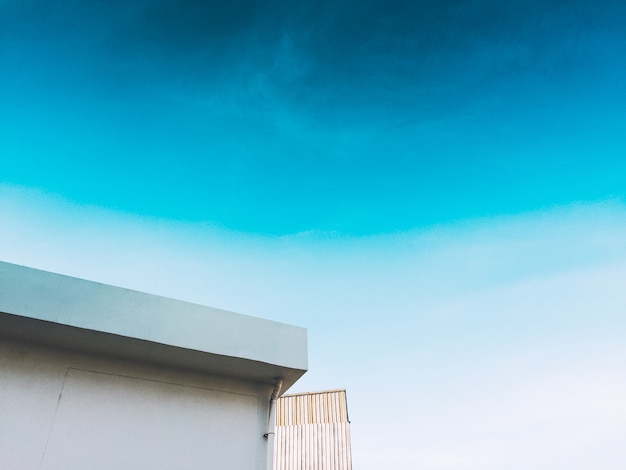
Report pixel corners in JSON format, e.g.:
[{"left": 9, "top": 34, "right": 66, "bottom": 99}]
[{"left": 274, "top": 390, "right": 352, "bottom": 470}]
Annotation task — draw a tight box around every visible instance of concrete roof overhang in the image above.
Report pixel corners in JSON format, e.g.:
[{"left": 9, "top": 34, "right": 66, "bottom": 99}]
[{"left": 0, "top": 261, "right": 307, "bottom": 392}]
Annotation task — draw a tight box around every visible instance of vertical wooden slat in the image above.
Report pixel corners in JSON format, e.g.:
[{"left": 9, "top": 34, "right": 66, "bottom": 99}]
[{"left": 274, "top": 390, "right": 352, "bottom": 470}]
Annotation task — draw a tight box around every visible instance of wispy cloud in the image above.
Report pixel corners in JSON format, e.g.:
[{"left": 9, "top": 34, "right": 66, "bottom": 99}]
[{"left": 2, "top": 184, "right": 626, "bottom": 468}]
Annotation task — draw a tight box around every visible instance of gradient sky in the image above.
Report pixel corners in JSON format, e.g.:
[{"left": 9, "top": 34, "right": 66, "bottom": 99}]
[
  {"left": 3, "top": 0, "right": 626, "bottom": 234},
  {"left": 2, "top": 1, "right": 626, "bottom": 468}
]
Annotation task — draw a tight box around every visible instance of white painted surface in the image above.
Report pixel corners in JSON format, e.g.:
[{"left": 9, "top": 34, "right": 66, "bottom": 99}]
[{"left": 0, "top": 339, "right": 271, "bottom": 470}]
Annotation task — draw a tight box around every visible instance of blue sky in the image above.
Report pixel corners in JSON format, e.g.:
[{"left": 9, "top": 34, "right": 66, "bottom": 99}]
[
  {"left": 2, "top": 1, "right": 626, "bottom": 468},
  {"left": 2, "top": 0, "right": 626, "bottom": 234}
]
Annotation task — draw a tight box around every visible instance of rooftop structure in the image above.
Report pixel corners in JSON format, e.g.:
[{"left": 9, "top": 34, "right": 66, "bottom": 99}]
[{"left": 0, "top": 261, "right": 307, "bottom": 390}]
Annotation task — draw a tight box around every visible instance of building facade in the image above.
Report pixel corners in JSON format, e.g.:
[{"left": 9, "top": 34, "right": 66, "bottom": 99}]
[{"left": 0, "top": 261, "right": 307, "bottom": 470}]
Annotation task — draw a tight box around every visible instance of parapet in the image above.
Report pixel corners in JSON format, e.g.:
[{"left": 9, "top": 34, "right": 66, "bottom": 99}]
[{"left": 0, "top": 261, "right": 307, "bottom": 391}]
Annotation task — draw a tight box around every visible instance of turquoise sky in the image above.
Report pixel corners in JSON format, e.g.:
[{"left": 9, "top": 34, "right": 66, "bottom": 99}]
[
  {"left": 2, "top": 2, "right": 626, "bottom": 469},
  {"left": 2, "top": 0, "right": 625, "bottom": 234}
]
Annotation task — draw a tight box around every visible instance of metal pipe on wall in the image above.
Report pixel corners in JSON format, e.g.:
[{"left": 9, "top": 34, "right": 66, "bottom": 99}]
[{"left": 265, "top": 378, "right": 283, "bottom": 470}]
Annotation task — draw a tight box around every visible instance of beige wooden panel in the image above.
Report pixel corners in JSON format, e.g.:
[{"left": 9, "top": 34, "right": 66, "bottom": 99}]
[{"left": 274, "top": 390, "right": 352, "bottom": 470}]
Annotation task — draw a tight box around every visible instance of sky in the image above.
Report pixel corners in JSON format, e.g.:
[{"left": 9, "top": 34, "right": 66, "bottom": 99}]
[{"left": 2, "top": 1, "right": 626, "bottom": 468}]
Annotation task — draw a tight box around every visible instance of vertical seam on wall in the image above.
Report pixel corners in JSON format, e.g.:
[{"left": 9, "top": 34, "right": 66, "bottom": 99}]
[{"left": 38, "top": 367, "right": 69, "bottom": 470}]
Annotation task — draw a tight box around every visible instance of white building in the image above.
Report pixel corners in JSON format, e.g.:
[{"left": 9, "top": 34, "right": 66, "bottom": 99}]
[{"left": 0, "top": 261, "right": 307, "bottom": 470}]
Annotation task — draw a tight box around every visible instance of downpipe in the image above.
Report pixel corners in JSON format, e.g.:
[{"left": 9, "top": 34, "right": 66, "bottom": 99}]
[{"left": 264, "top": 378, "right": 283, "bottom": 470}]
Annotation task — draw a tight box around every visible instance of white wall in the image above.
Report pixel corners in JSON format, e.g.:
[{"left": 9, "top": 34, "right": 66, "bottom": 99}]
[{"left": 0, "top": 338, "right": 272, "bottom": 470}]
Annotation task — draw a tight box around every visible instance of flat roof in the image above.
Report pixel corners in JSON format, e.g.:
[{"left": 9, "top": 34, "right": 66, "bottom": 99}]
[{"left": 0, "top": 261, "right": 307, "bottom": 391}]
